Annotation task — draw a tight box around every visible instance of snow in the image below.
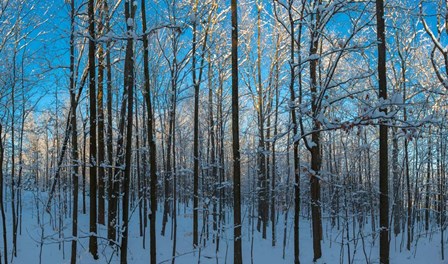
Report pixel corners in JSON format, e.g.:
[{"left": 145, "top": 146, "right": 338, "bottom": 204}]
[
  {"left": 127, "top": 18, "right": 133, "bottom": 27},
  {"left": 390, "top": 92, "right": 404, "bottom": 105},
  {"left": 2, "top": 191, "right": 446, "bottom": 264},
  {"left": 307, "top": 138, "right": 317, "bottom": 148},
  {"left": 308, "top": 54, "right": 320, "bottom": 61}
]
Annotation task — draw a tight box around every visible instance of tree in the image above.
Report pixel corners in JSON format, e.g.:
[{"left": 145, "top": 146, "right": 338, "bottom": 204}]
[
  {"left": 140, "top": 0, "right": 157, "bottom": 262},
  {"left": 0, "top": 123, "right": 7, "bottom": 264},
  {"left": 69, "top": 0, "right": 79, "bottom": 263},
  {"left": 272, "top": 1, "right": 304, "bottom": 262},
  {"left": 119, "top": 1, "right": 136, "bottom": 263},
  {"left": 231, "top": 0, "right": 242, "bottom": 263},
  {"left": 420, "top": 0, "right": 448, "bottom": 91},
  {"left": 308, "top": 1, "right": 323, "bottom": 259},
  {"left": 192, "top": 0, "right": 200, "bottom": 248},
  {"left": 376, "top": 0, "right": 389, "bottom": 263},
  {"left": 96, "top": 0, "right": 106, "bottom": 226},
  {"left": 87, "top": 0, "right": 98, "bottom": 258},
  {"left": 255, "top": 1, "right": 268, "bottom": 238},
  {"left": 2, "top": 1, "right": 448, "bottom": 263},
  {"left": 105, "top": 0, "right": 115, "bottom": 243}
]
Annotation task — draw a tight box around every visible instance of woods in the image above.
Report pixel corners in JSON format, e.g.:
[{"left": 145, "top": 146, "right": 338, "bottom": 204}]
[{"left": 0, "top": 0, "right": 448, "bottom": 263}]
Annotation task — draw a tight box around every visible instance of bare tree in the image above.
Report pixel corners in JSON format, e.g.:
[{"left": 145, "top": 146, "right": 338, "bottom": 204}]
[
  {"left": 141, "top": 0, "right": 158, "bottom": 262},
  {"left": 376, "top": 0, "right": 389, "bottom": 263},
  {"left": 0, "top": 123, "right": 7, "bottom": 264},
  {"left": 69, "top": 1, "right": 79, "bottom": 263},
  {"left": 120, "top": 1, "right": 136, "bottom": 263},
  {"left": 96, "top": 0, "right": 106, "bottom": 226},
  {"left": 87, "top": 0, "right": 98, "bottom": 258},
  {"left": 231, "top": 0, "right": 242, "bottom": 263}
]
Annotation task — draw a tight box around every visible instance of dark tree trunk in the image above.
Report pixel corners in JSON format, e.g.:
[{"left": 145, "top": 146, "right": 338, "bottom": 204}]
[
  {"left": 392, "top": 128, "right": 400, "bottom": 236},
  {"left": 69, "top": 0, "right": 79, "bottom": 262},
  {"left": 271, "top": 31, "right": 280, "bottom": 247},
  {"left": 105, "top": 0, "right": 115, "bottom": 243},
  {"left": 0, "top": 123, "right": 8, "bottom": 264},
  {"left": 286, "top": 4, "right": 301, "bottom": 262},
  {"left": 376, "top": 0, "right": 389, "bottom": 262},
  {"left": 425, "top": 128, "right": 432, "bottom": 232},
  {"left": 82, "top": 119, "right": 87, "bottom": 215},
  {"left": 140, "top": 1, "right": 157, "bottom": 262},
  {"left": 120, "top": 2, "right": 135, "bottom": 263},
  {"left": 97, "top": 0, "right": 106, "bottom": 226},
  {"left": 135, "top": 94, "right": 143, "bottom": 237},
  {"left": 309, "top": 3, "right": 323, "bottom": 260},
  {"left": 11, "top": 44, "right": 17, "bottom": 259},
  {"left": 231, "top": 0, "right": 242, "bottom": 263},
  {"left": 208, "top": 51, "right": 218, "bottom": 245},
  {"left": 88, "top": 0, "right": 98, "bottom": 258},
  {"left": 161, "top": 63, "right": 176, "bottom": 236},
  {"left": 192, "top": 1, "right": 199, "bottom": 248},
  {"left": 256, "top": 3, "right": 267, "bottom": 239}
]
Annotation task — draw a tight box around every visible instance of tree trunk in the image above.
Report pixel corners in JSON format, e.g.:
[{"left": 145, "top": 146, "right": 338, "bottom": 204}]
[
  {"left": 192, "top": 0, "right": 199, "bottom": 248},
  {"left": 105, "top": 0, "right": 115, "bottom": 243},
  {"left": 309, "top": 3, "right": 323, "bottom": 260},
  {"left": 281, "top": 2, "right": 303, "bottom": 262},
  {"left": 82, "top": 119, "right": 87, "bottom": 215},
  {"left": 88, "top": 0, "right": 98, "bottom": 258},
  {"left": 69, "top": 0, "right": 79, "bottom": 262},
  {"left": 11, "top": 41, "right": 17, "bottom": 259},
  {"left": 231, "top": 0, "right": 242, "bottom": 263},
  {"left": 161, "top": 64, "right": 176, "bottom": 236},
  {"left": 271, "top": 31, "right": 280, "bottom": 247},
  {"left": 0, "top": 123, "right": 8, "bottom": 264},
  {"left": 140, "top": 1, "right": 157, "bottom": 262},
  {"left": 376, "top": 0, "right": 389, "bottom": 262},
  {"left": 120, "top": 3, "right": 135, "bottom": 263},
  {"left": 425, "top": 128, "right": 432, "bottom": 232},
  {"left": 208, "top": 52, "right": 218, "bottom": 245},
  {"left": 256, "top": 2, "right": 267, "bottom": 239},
  {"left": 392, "top": 128, "right": 400, "bottom": 236},
  {"left": 135, "top": 94, "right": 143, "bottom": 237},
  {"left": 97, "top": 0, "right": 106, "bottom": 226}
]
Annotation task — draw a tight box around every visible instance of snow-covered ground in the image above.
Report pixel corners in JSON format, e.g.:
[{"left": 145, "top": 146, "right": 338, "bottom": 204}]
[{"left": 3, "top": 191, "right": 447, "bottom": 263}]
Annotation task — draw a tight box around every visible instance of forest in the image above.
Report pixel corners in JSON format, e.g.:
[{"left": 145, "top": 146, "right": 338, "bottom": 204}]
[{"left": 0, "top": 0, "right": 447, "bottom": 263}]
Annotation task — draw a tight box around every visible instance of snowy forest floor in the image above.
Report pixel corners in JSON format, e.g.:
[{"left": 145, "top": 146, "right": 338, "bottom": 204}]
[{"left": 2, "top": 191, "right": 447, "bottom": 264}]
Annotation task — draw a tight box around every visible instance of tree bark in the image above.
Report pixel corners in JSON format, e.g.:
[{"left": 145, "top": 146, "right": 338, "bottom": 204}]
[
  {"left": 105, "top": 0, "right": 115, "bottom": 243},
  {"left": 120, "top": 2, "right": 135, "bottom": 263},
  {"left": 256, "top": 2, "right": 267, "bottom": 239},
  {"left": 309, "top": 2, "right": 323, "bottom": 260},
  {"left": 88, "top": 0, "right": 98, "bottom": 258},
  {"left": 376, "top": 0, "right": 389, "bottom": 262},
  {"left": 69, "top": 0, "right": 79, "bottom": 262},
  {"left": 0, "top": 123, "right": 8, "bottom": 264},
  {"left": 231, "top": 0, "right": 243, "bottom": 263},
  {"left": 425, "top": 128, "right": 432, "bottom": 232},
  {"left": 192, "top": 0, "right": 199, "bottom": 248},
  {"left": 140, "top": 1, "right": 157, "bottom": 262},
  {"left": 97, "top": 0, "right": 106, "bottom": 226}
]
